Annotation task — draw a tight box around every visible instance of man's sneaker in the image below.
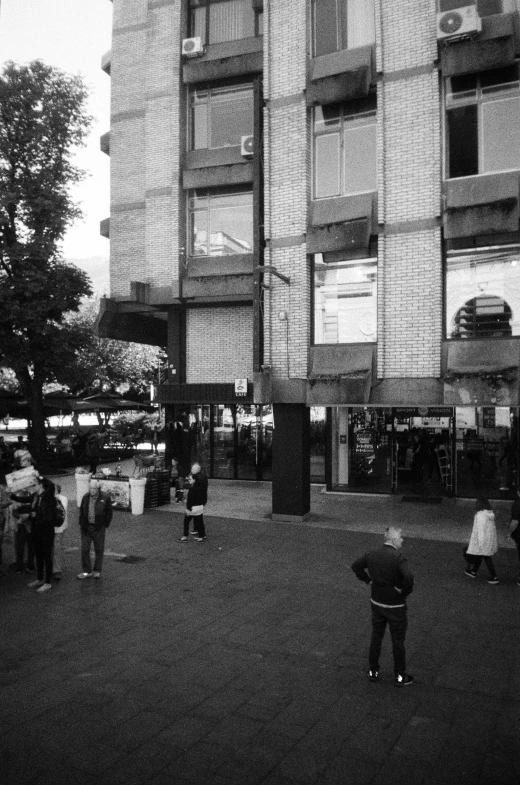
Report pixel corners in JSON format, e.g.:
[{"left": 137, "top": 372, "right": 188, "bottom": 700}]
[
  {"left": 76, "top": 572, "right": 93, "bottom": 580},
  {"left": 464, "top": 569, "right": 477, "bottom": 578},
  {"left": 36, "top": 583, "right": 52, "bottom": 593},
  {"left": 487, "top": 577, "right": 500, "bottom": 585},
  {"left": 92, "top": 572, "right": 101, "bottom": 579},
  {"left": 368, "top": 669, "right": 379, "bottom": 682},
  {"left": 27, "top": 580, "right": 43, "bottom": 589},
  {"left": 195, "top": 537, "right": 206, "bottom": 542},
  {"left": 189, "top": 531, "right": 198, "bottom": 536},
  {"left": 517, "top": 578, "right": 520, "bottom": 586},
  {"left": 177, "top": 536, "right": 188, "bottom": 542},
  {"left": 395, "top": 673, "right": 414, "bottom": 687}
]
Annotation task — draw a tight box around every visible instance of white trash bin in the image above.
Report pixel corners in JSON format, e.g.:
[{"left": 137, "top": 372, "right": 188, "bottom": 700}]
[
  {"left": 75, "top": 472, "right": 92, "bottom": 507},
  {"left": 130, "top": 477, "right": 147, "bottom": 515}
]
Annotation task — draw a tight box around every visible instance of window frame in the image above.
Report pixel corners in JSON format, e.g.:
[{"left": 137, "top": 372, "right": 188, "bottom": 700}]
[
  {"left": 189, "top": 0, "right": 263, "bottom": 45},
  {"left": 312, "top": 0, "right": 375, "bottom": 58},
  {"left": 188, "top": 187, "right": 254, "bottom": 258},
  {"left": 188, "top": 81, "right": 254, "bottom": 151},
  {"left": 445, "top": 66, "right": 520, "bottom": 179},
  {"left": 313, "top": 255, "right": 378, "bottom": 345},
  {"left": 313, "top": 104, "right": 377, "bottom": 199}
]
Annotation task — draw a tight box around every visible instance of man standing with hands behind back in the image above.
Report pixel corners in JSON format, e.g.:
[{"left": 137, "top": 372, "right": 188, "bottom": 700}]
[
  {"left": 77, "top": 479, "right": 113, "bottom": 580},
  {"left": 351, "top": 527, "right": 414, "bottom": 686}
]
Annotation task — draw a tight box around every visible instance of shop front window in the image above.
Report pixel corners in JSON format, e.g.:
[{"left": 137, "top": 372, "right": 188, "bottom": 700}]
[
  {"left": 455, "top": 406, "right": 518, "bottom": 498},
  {"left": 310, "top": 407, "right": 326, "bottom": 483},
  {"left": 314, "top": 256, "right": 377, "bottom": 344},
  {"left": 191, "top": 0, "right": 262, "bottom": 44},
  {"left": 189, "top": 188, "right": 253, "bottom": 256},
  {"left": 313, "top": 0, "right": 375, "bottom": 57},
  {"left": 446, "top": 65, "right": 520, "bottom": 178},
  {"left": 314, "top": 103, "right": 376, "bottom": 198},
  {"left": 190, "top": 83, "right": 253, "bottom": 150},
  {"left": 446, "top": 247, "right": 520, "bottom": 338}
]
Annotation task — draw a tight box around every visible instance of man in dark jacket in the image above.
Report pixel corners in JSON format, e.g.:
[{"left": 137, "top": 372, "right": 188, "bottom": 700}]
[
  {"left": 351, "top": 527, "right": 414, "bottom": 686},
  {"left": 77, "top": 479, "right": 113, "bottom": 580}
]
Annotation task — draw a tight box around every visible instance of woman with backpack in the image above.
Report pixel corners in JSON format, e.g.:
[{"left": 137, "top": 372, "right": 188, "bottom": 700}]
[{"left": 28, "top": 477, "right": 59, "bottom": 593}]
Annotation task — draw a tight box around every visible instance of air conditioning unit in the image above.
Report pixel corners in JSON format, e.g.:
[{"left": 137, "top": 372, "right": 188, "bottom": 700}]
[
  {"left": 240, "top": 135, "right": 254, "bottom": 157},
  {"left": 182, "top": 37, "right": 204, "bottom": 57},
  {"left": 436, "top": 6, "right": 482, "bottom": 42}
]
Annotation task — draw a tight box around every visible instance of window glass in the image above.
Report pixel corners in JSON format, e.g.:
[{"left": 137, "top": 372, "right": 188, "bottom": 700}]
[
  {"left": 189, "top": 190, "right": 253, "bottom": 256},
  {"left": 314, "top": 107, "right": 376, "bottom": 198},
  {"left": 314, "top": 257, "right": 377, "bottom": 344},
  {"left": 481, "top": 97, "right": 520, "bottom": 172},
  {"left": 446, "top": 250, "right": 520, "bottom": 338},
  {"left": 315, "top": 134, "right": 341, "bottom": 198},
  {"left": 313, "top": 0, "right": 374, "bottom": 56},
  {"left": 209, "top": 0, "right": 255, "bottom": 43},
  {"left": 446, "top": 68, "right": 520, "bottom": 177},
  {"left": 190, "top": 84, "right": 253, "bottom": 150},
  {"left": 343, "top": 118, "right": 377, "bottom": 194},
  {"left": 191, "top": 6, "right": 206, "bottom": 40}
]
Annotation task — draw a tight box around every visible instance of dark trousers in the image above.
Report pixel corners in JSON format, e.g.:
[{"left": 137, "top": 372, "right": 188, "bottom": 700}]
[
  {"left": 369, "top": 603, "right": 408, "bottom": 676},
  {"left": 183, "top": 514, "right": 205, "bottom": 538},
  {"left": 32, "top": 527, "right": 55, "bottom": 584},
  {"left": 81, "top": 526, "right": 106, "bottom": 573},
  {"left": 15, "top": 524, "right": 35, "bottom": 570},
  {"left": 470, "top": 555, "right": 497, "bottom": 578}
]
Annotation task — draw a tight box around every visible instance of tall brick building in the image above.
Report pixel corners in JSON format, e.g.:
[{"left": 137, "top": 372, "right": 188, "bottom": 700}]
[{"left": 98, "top": 0, "right": 520, "bottom": 516}]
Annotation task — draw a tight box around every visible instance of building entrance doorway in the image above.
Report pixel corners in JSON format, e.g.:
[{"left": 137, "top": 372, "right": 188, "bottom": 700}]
[{"left": 391, "top": 408, "right": 454, "bottom": 497}]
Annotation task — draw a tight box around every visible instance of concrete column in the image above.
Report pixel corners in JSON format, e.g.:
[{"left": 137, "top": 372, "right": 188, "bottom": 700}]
[{"left": 272, "top": 404, "right": 310, "bottom": 521}]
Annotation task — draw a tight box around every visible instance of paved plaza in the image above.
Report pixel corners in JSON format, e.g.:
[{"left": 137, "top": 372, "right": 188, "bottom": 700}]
[{"left": 1, "top": 475, "right": 519, "bottom": 785}]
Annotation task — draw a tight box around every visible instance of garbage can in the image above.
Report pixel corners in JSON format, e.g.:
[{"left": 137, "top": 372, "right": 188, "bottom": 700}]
[{"left": 130, "top": 477, "right": 147, "bottom": 515}]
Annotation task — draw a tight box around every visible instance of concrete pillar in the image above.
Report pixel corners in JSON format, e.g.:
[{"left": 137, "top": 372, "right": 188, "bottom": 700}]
[{"left": 272, "top": 404, "right": 310, "bottom": 521}]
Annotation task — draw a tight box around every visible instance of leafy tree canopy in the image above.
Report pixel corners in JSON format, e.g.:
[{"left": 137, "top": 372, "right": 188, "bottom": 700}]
[{"left": 0, "top": 60, "right": 93, "bottom": 455}]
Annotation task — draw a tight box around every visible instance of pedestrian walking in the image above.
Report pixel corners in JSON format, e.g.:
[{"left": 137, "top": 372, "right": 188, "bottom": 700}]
[
  {"left": 52, "top": 483, "right": 68, "bottom": 581},
  {"left": 28, "top": 477, "right": 58, "bottom": 593},
  {"left": 178, "top": 463, "right": 208, "bottom": 542},
  {"left": 351, "top": 526, "right": 415, "bottom": 686},
  {"left": 464, "top": 497, "right": 499, "bottom": 584},
  {"left": 509, "top": 488, "right": 520, "bottom": 586},
  {"left": 77, "top": 479, "right": 113, "bottom": 580}
]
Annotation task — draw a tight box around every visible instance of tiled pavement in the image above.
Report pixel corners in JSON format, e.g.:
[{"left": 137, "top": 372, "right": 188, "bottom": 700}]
[{"left": 1, "top": 471, "right": 519, "bottom": 785}]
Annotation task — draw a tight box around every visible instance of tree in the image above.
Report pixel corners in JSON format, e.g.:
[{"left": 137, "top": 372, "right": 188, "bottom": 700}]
[
  {"left": 57, "top": 297, "right": 161, "bottom": 399},
  {"left": 0, "top": 61, "right": 93, "bottom": 457}
]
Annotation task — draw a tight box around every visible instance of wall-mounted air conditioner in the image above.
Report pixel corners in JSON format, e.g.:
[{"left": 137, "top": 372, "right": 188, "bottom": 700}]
[
  {"left": 437, "top": 6, "right": 482, "bottom": 42},
  {"left": 182, "top": 37, "right": 204, "bottom": 57},
  {"left": 240, "top": 135, "right": 254, "bottom": 157}
]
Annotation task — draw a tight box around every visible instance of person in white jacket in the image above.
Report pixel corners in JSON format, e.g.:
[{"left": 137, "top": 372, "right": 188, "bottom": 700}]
[{"left": 465, "top": 497, "right": 499, "bottom": 584}]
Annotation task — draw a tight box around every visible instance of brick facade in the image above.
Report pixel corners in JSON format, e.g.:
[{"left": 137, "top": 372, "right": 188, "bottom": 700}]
[{"left": 186, "top": 307, "right": 253, "bottom": 383}]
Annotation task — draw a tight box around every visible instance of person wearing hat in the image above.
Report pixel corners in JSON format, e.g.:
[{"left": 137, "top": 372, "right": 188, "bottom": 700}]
[{"left": 351, "top": 526, "right": 415, "bottom": 687}]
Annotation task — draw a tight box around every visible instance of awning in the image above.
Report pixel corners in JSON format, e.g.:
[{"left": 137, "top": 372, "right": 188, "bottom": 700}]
[
  {"left": 445, "top": 339, "right": 520, "bottom": 375},
  {"left": 307, "top": 344, "right": 375, "bottom": 405}
]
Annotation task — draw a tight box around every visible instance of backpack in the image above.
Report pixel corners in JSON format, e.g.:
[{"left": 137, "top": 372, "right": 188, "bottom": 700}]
[{"left": 55, "top": 498, "right": 66, "bottom": 527}]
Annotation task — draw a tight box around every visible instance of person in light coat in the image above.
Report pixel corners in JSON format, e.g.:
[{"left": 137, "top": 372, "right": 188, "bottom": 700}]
[{"left": 465, "top": 497, "right": 499, "bottom": 584}]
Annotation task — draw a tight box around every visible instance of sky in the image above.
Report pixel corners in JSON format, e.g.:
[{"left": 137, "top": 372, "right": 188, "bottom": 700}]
[{"left": 0, "top": 0, "right": 112, "bottom": 273}]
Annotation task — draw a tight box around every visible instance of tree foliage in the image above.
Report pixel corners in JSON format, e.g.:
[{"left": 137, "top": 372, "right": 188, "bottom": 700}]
[
  {"left": 57, "top": 298, "right": 161, "bottom": 397},
  {"left": 0, "top": 60, "right": 93, "bottom": 456}
]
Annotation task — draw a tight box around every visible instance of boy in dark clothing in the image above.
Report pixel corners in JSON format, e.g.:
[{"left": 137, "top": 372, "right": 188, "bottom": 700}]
[{"left": 351, "top": 527, "right": 414, "bottom": 686}]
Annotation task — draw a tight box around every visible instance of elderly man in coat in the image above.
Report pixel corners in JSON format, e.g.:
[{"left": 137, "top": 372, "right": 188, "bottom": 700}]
[{"left": 77, "top": 479, "right": 113, "bottom": 580}]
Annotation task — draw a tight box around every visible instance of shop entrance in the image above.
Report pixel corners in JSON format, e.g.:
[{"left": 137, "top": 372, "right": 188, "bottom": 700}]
[
  {"left": 391, "top": 408, "right": 454, "bottom": 497},
  {"left": 328, "top": 406, "right": 455, "bottom": 496}
]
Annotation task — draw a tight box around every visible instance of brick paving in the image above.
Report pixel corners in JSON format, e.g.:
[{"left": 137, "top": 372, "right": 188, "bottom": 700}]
[{"left": 1, "top": 474, "right": 519, "bottom": 784}]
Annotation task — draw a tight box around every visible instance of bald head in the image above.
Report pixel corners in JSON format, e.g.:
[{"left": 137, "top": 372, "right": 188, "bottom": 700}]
[{"left": 384, "top": 527, "right": 403, "bottom": 549}]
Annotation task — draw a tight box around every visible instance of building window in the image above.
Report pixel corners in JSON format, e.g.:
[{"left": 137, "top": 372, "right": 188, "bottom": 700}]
[
  {"left": 313, "top": 0, "right": 375, "bottom": 58},
  {"left": 189, "top": 83, "right": 253, "bottom": 150},
  {"left": 439, "top": 0, "right": 520, "bottom": 14},
  {"left": 189, "top": 188, "right": 253, "bottom": 256},
  {"left": 446, "top": 65, "right": 520, "bottom": 178},
  {"left": 314, "top": 256, "right": 377, "bottom": 344},
  {"left": 446, "top": 247, "right": 520, "bottom": 338},
  {"left": 191, "top": 0, "right": 263, "bottom": 45},
  {"left": 314, "top": 104, "right": 376, "bottom": 198}
]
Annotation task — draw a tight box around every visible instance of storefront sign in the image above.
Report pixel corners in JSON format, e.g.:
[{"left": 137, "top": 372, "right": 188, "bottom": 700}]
[
  {"left": 235, "top": 378, "right": 248, "bottom": 397},
  {"left": 395, "top": 407, "right": 453, "bottom": 418}
]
